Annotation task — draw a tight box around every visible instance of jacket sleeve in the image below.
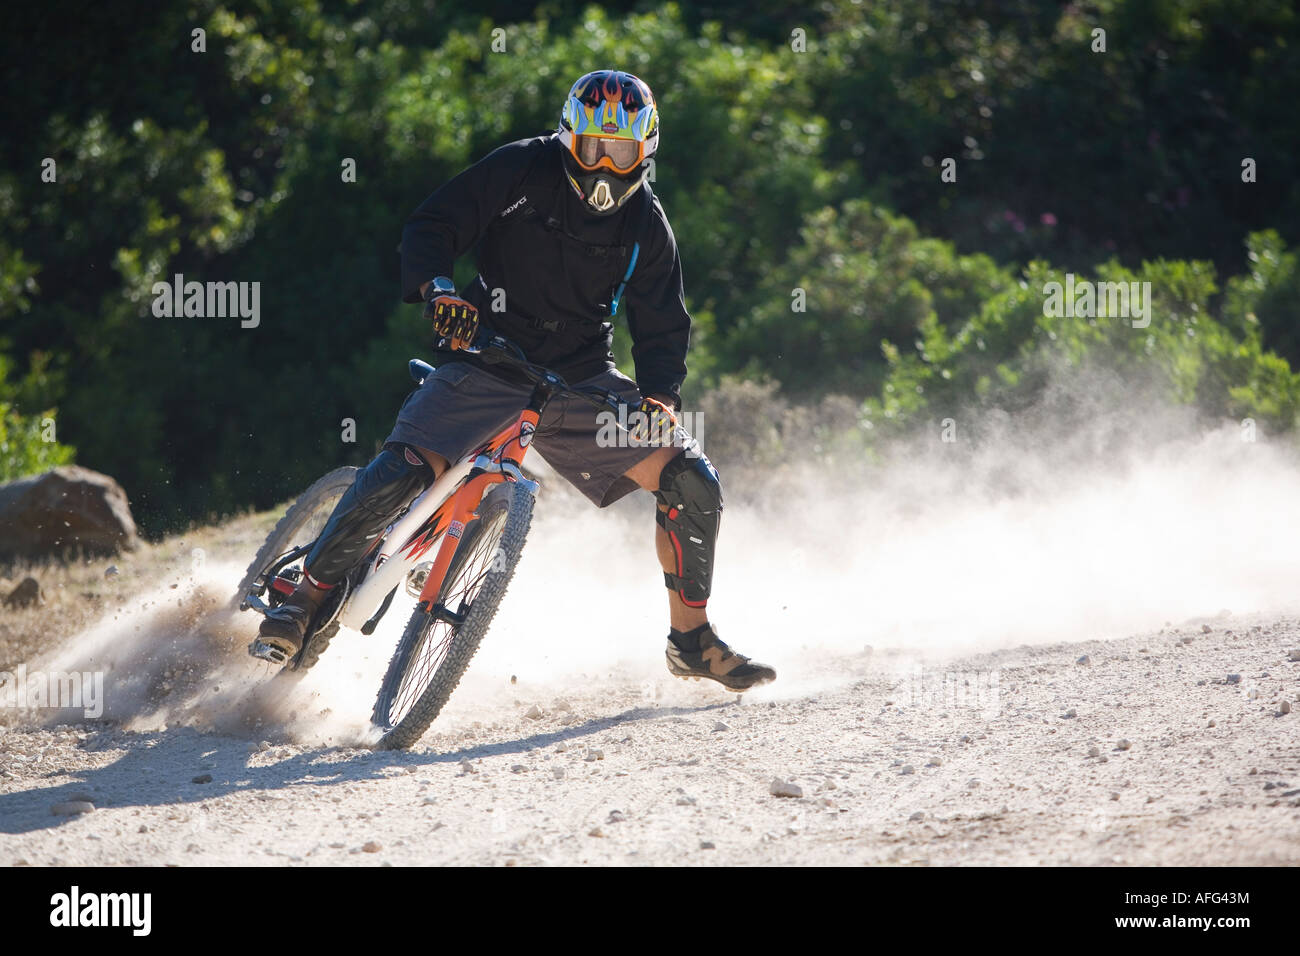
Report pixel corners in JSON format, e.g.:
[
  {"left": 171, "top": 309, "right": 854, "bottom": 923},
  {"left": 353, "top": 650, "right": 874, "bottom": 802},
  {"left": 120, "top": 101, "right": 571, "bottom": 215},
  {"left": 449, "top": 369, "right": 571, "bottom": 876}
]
[
  {"left": 400, "top": 139, "right": 539, "bottom": 303},
  {"left": 623, "top": 199, "right": 691, "bottom": 406}
]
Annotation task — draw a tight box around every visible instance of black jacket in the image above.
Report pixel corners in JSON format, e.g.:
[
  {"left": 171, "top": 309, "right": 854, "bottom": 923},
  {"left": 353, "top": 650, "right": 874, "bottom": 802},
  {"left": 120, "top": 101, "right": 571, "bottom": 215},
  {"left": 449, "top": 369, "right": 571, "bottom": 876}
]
[{"left": 401, "top": 134, "right": 691, "bottom": 404}]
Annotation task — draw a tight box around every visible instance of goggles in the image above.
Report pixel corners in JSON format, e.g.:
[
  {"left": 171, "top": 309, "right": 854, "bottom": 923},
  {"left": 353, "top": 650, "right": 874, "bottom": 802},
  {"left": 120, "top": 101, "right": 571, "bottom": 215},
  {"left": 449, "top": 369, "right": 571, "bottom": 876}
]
[{"left": 571, "top": 134, "right": 644, "bottom": 174}]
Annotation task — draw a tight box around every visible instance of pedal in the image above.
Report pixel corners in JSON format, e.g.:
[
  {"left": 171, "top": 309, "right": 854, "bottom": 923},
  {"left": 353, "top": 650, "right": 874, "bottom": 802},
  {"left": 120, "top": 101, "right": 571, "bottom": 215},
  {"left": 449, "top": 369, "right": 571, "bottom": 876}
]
[{"left": 248, "top": 638, "right": 290, "bottom": 665}]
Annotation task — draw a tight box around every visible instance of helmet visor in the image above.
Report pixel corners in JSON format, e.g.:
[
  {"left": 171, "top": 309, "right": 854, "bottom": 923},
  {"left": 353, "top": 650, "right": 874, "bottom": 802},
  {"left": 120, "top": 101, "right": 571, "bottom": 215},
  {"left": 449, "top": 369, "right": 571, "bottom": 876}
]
[{"left": 572, "top": 135, "right": 643, "bottom": 173}]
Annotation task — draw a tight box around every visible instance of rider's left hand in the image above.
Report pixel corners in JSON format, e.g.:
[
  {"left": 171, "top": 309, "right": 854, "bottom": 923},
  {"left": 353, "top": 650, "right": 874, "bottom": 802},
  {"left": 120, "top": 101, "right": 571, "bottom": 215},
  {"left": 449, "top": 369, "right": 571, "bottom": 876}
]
[{"left": 628, "top": 396, "right": 678, "bottom": 446}]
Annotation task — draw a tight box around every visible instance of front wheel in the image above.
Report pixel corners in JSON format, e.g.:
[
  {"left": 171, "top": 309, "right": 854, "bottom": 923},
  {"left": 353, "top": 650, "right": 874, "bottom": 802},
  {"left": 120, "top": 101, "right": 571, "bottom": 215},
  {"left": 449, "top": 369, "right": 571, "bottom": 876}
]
[{"left": 370, "top": 480, "right": 534, "bottom": 749}]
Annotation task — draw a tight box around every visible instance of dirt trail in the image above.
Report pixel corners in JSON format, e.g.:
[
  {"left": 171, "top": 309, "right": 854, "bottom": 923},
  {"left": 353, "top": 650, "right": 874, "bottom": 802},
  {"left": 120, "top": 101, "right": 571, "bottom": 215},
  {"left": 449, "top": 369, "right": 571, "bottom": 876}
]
[
  {"left": 1, "top": 607, "right": 1298, "bottom": 865},
  {"left": 3, "top": 414, "right": 1300, "bottom": 864}
]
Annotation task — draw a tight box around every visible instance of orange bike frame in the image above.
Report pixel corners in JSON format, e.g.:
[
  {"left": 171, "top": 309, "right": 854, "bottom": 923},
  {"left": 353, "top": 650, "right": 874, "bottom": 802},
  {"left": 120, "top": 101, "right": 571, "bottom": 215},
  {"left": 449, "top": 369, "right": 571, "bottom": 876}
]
[{"left": 412, "top": 407, "right": 540, "bottom": 609}]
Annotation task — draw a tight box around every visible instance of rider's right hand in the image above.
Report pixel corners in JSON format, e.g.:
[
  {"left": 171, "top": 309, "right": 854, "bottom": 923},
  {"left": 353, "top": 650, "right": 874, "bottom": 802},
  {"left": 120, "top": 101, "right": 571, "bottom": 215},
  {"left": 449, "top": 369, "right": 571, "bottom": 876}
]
[{"left": 424, "top": 288, "right": 480, "bottom": 351}]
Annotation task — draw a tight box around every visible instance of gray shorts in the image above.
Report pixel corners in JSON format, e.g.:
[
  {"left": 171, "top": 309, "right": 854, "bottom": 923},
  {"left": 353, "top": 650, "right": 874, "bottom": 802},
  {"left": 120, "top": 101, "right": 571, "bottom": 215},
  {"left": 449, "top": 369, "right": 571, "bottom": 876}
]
[{"left": 386, "top": 362, "right": 694, "bottom": 507}]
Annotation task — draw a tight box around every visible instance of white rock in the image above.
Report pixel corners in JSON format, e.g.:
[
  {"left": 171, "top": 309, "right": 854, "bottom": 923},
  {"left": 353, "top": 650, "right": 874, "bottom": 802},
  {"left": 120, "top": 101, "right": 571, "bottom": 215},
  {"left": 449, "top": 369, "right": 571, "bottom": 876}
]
[
  {"left": 900, "top": 764, "right": 916, "bottom": 775},
  {"left": 523, "top": 704, "right": 544, "bottom": 720}
]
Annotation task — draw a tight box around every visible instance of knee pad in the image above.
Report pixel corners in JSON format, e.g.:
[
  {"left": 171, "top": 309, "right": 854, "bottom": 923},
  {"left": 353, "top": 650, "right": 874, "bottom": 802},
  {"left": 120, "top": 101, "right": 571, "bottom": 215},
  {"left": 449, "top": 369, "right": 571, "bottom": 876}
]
[
  {"left": 654, "top": 451, "right": 723, "bottom": 607},
  {"left": 304, "top": 445, "right": 434, "bottom": 585}
]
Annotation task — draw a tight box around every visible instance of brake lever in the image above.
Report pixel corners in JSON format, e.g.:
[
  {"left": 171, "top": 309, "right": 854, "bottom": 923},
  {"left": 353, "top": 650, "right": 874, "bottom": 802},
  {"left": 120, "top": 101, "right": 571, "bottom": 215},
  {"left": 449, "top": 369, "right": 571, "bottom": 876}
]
[
  {"left": 461, "top": 334, "right": 524, "bottom": 364},
  {"left": 571, "top": 386, "right": 625, "bottom": 413}
]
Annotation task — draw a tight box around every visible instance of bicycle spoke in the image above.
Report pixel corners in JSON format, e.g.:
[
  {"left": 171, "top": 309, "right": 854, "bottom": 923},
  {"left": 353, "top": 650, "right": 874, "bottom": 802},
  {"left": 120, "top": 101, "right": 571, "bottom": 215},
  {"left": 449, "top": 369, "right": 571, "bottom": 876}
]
[{"left": 384, "top": 509, "right": 508, "bottom": 727}]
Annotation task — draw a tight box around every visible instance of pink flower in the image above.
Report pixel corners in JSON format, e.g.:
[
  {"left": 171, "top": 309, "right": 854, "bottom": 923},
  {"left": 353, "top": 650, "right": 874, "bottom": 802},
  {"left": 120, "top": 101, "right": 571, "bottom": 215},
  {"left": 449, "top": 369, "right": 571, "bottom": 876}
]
[{"left": 1040, "top": 212, "right": 1057, "bottom": 226}]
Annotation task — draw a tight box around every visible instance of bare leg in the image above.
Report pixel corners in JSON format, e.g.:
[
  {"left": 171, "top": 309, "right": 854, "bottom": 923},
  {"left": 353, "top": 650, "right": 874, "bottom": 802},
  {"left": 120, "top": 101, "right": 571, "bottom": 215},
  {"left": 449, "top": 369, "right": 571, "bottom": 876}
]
[
  {"left": 622, "top": 445, "right": 773, "bottom": 688},
  {"left": 623, "top": 446, "right": 708, "bottom": 632}
]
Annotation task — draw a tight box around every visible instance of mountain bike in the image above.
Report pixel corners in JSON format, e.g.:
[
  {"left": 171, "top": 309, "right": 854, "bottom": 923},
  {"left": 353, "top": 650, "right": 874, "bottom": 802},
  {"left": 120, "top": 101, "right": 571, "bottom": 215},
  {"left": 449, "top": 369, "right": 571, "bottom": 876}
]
[{"left": 233, "top": 334, "right": 626, "bottom": 749}]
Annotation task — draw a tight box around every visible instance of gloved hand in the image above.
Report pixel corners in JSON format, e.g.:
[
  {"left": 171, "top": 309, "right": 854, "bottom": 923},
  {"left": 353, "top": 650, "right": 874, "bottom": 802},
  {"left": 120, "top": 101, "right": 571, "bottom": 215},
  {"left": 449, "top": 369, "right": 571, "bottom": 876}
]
[
  {"left": 627, "top": 396, "right": 678, "bottom": 446},
  {"left": 424, "top": 287, "right": 479, "bottom": 351}
]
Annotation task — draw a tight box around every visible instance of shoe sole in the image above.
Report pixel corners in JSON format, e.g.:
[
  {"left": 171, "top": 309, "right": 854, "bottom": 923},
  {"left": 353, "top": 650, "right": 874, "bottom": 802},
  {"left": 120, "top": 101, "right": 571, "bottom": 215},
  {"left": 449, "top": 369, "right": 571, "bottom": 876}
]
[
  {"left": 248, "top": 637, "right": 294, "bottom": 666},
  {"left": 666, "top": 660, "right": 775, "bottom": 692}
]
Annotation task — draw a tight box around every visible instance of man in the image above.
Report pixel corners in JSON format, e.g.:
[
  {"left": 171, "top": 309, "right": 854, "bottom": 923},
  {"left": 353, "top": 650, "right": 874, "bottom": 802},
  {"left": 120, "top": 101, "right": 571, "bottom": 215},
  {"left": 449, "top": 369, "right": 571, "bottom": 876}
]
[{"left": 255, "top": 70, "right": 775, "bottom": 691}]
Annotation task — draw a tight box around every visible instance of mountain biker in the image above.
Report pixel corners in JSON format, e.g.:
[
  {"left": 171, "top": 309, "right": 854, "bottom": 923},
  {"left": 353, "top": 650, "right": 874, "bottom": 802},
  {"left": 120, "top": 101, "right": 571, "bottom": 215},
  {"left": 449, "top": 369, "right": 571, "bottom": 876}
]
[{"left": 256, "top": 70, "right": 775, "bottom": 691}]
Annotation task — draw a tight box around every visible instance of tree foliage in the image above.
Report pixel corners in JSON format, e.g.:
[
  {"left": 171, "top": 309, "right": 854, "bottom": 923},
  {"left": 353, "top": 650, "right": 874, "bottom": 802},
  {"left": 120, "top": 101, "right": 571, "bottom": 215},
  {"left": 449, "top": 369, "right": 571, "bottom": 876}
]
[{"left": 1, "top": 0, "right": 1297, "bottom": 531}]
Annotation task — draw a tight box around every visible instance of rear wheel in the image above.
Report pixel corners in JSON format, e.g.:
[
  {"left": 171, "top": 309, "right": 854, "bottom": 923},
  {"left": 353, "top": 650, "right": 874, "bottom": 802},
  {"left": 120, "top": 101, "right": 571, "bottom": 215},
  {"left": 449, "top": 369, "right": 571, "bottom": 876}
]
[
  {"left": 235, "top": 466, "right": 358, "bottom": 673},
  {"left": 371, "top": 481, "right": 534, "bottom": 749}
]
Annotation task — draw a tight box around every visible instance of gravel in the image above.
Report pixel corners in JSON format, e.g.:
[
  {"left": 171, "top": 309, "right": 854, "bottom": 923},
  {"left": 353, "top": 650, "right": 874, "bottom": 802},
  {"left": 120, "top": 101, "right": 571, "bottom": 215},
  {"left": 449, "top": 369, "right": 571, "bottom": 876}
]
[{"left": 3, "top": 610, "right": 1295, "bottom": 865}]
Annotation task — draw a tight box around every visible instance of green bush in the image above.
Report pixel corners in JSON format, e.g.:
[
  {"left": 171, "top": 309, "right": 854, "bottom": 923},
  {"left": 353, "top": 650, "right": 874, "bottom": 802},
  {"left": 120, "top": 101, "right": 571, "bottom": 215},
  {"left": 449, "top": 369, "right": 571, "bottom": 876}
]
[
  {"left": 0, "top": 355, "right": 75, "bottom": 481},
  {"left": 866, "top": 252, "right": 1300, "bottom": 436},
  {"left": 723, "top": 199, "right": 1008, "bottom": 396}
]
